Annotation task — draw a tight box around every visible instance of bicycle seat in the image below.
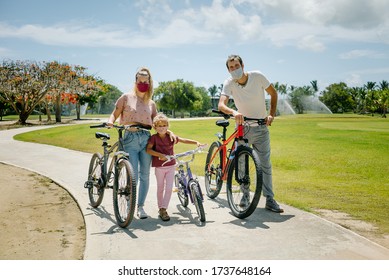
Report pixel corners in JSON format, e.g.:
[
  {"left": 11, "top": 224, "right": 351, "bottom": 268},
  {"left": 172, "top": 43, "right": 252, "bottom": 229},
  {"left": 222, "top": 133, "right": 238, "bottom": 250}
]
[
  {"left": 216, "top": 119, "right": 230, "bottom": 128},
  {"left": 95, "top": 132, "right": 110, "bottom": 140}
]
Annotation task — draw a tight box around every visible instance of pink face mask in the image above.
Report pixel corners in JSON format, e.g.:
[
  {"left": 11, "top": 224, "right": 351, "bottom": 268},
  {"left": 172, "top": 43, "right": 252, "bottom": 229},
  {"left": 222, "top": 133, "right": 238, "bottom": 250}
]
[{"left": 137, "top": 83, "right": 149, "bottom": 92}]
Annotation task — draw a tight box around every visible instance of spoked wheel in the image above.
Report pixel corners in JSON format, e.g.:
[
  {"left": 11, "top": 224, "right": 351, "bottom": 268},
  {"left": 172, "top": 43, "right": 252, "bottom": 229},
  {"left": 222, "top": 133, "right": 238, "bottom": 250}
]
[
  {"left": 189, "top": 180, "right": 206, "bottom": 222},
  {"left": 204, "top": 141, "right": 223, "bottom": 199},
  {"left": 112, "top": 159, "right": 136, "bottom": 228},
  {"left": 175, "top": 174, "right": 188, "bottom": 207},
  {"left": 226, "top": 146, "right": 262, "bottom": 219},
  {"left": 87, "top": 153, "right": 105, "bottom": 207}
]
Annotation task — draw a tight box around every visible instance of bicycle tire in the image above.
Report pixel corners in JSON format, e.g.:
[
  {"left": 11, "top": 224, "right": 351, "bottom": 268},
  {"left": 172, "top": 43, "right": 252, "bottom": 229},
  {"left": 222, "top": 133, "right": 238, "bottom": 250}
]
[
  {"left": 87, "top": 153, "right": 105, "bottom": 207},
  {"left": 189, "top": 180, "right": 206, "bottom": 222},
  {"left": 175, "top": 174, "right": 188, "bottom": 207},
  {"left": 112, "top": 158, "right": 136, "bottom": 228},
  {"left": 204, "top": 141, "right": 223, "bottom": 199},
  {"left": 226, "top": 146, "right": 262, "bottom": 219}
]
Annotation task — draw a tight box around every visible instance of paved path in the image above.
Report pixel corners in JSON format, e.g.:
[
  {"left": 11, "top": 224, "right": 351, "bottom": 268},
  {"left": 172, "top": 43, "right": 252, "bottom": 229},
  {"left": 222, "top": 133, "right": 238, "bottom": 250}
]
[{"left": 1, "top": 124, "right": 389, "bottom": 260}]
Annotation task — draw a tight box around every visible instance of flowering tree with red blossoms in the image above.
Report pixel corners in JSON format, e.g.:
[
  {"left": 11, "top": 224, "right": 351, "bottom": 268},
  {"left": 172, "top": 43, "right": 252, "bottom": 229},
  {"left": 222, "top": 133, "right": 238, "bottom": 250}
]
[{"left": 0, "top": 60, "right": 103, "bottom": 124}]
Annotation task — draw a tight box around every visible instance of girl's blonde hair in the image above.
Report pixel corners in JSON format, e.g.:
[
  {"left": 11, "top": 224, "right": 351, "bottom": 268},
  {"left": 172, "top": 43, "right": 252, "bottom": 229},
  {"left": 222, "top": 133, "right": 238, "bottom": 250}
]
[
  {"left": 134, "top": 67, "right": 153, "bottom": 101},
  {"left": 152, "top": 113, "right": 169, "bottom": 127}
]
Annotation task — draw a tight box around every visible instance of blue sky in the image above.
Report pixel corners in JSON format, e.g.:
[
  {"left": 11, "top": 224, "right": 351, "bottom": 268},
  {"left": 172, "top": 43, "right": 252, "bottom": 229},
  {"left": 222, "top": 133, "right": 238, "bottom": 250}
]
[{"left": 1, "top": 0, "right": 388, "bottom": 93}]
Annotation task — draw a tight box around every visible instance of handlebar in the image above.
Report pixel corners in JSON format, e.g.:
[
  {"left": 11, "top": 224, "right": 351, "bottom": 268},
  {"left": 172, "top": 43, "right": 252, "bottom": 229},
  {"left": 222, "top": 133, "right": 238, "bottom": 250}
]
[
  {"left": 161, "top": 145, "right": 208, "bottom": 166},
  {"left": 212, "top": 109, "right": 231, "bottom": 119},
  {"left": 90, "top": 122, "right": 151, "bottom": 131},
  {"left": 212, "top": 109, "right": 266, "bottom": 123}
]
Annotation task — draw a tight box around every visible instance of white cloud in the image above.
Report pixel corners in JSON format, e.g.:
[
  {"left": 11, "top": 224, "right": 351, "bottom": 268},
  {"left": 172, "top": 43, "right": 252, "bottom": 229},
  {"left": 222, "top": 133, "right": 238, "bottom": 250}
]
[
  {"left": 200, "top": 0, "right": 263, "bottom": 40},
  {"left": 297, "top": 35, "right": 326, "bottom": 52},
  {"left": 234, "top": 0, "right": 389, "bottom": 47},
  {"left": 244, "top": 0, "right": 389, "bottom": 28},
  {"left": 339, "top": 49, "right": 386, "bottom": 59},
  {"left": 0, "top": 22, "right": 135, "bottom": 47},
  {"left": 0, "top": 1, "right": 264, "bottom": 48},
  {"left": 345, "top": 73, "right": 363, "bottom": 87},
  {"left": 345, "top": 67, "right": 389, "bottom": 87},
  {"left": 0, "top": 0, "right": 388, "bottom": 51}
]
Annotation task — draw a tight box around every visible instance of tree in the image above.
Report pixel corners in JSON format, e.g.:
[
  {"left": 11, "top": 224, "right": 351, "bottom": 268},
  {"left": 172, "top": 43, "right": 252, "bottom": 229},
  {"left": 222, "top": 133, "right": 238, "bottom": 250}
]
[
  {"left": 349, "top": 87, "right": 363, "bottom": 113},
  {"left": 320, "top": 82, "right": 354, "bottom": 113},
  {"left": 376, "top": 80, "right": 389, "bottom": 118},
  {"left": 0, "top": 93, "right": 11, "bottom": 121},
  {"left": 289, "top": 86, "right": 314, "bottom": 114},
  {"left": 278, "top": 83, "right": 288, "bottom": 97},
  {"left": 73, "top": 73, "right": 105, "bottom": 120},
  {"left": 310, "top": 80, "right": 319, "bottom": 95},
  {"left": 195, "top": 86, "right": 212, "bottom": 116},
  {"left": 208, "top": 85, "right": 218, "bottom": 109},
  {"left": 364, "top": 81, "right": 377, "bottom": 115},
  {"left": 94, "top": 84, "right": 122, "bottom": 114},
  {"left": 0, "top": 60, "right": 59, "bottom": 124},
  {"left": 45, "top": 62, "right": 102, "bottom": 122},
  {"left": 154, "top": 79, "right": 202, "bottom": 118}
]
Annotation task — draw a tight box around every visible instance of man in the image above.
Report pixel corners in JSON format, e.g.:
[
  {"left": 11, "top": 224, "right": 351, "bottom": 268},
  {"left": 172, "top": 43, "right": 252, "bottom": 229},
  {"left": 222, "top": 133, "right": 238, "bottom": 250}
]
[{"left": 218, "top": 54, "right": 283, "bottom": 213}]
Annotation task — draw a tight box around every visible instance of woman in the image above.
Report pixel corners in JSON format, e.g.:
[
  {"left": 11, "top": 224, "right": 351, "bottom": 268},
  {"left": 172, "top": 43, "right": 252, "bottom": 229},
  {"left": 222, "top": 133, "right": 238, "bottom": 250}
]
[{"left": 107, "top": 67, "right": 157, "bottom": 219}]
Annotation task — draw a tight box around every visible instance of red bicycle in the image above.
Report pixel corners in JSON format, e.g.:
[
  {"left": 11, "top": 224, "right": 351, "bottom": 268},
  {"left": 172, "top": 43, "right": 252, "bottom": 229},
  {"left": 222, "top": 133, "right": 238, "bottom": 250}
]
[{"left": 204, "top": 110, "right": 263, "bottom": 218}]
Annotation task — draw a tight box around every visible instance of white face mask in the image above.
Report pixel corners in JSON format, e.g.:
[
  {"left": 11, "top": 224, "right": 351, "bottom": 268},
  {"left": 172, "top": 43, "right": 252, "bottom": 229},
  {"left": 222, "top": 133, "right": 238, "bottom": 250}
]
[{"left": 230, "top": 67, "right": 243, "bottom": 80}]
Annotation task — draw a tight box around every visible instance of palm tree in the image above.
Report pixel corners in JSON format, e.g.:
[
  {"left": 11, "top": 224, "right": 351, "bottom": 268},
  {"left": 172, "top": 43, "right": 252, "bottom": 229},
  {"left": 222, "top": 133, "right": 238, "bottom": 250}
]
[
  {"left": 379, "top": 80, "right": 389, "bottom": 91},
  {"left": 364, "top": 81, "right": 377, "bottom": 115},
  {"left": 310, "top": 80, "right": 319, "bottom": 96},
  {"left": 208, "top": 85, "right": 218, "bottom": 109},
  {"left": 377, "top": 80, "right": 389, "bottom": 117}
]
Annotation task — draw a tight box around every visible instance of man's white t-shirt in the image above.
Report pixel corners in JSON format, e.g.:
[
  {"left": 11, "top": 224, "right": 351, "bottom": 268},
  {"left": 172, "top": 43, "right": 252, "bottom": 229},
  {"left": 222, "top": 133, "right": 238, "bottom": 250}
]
[{"left": 221, "top": 71, "right": 270, "bottom": 119}]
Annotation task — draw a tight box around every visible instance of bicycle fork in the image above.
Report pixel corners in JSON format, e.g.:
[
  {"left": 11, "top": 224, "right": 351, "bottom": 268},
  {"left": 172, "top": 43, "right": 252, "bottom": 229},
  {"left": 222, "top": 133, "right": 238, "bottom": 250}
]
[{"left": 228, "top": 141, "right": 250, "bottom": 185}]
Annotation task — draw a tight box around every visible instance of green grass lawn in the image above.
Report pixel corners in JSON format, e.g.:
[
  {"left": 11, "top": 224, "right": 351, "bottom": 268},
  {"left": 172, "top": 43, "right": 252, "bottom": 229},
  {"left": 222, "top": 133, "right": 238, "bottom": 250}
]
[{"left": 13, "top": 114, "right": 389, "bottom": 234}]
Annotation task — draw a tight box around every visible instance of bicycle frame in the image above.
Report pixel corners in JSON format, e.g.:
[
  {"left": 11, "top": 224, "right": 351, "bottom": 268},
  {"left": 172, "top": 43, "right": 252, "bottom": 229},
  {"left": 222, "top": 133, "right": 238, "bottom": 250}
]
[
  {"left": 88, "top": 123, "right": 151, "bottom": 189},
  {"left": 90, "top": 128, "right": 128, "bottom": 189},
  {"left": 176, "top": 155, "right": 200, "bottom": 204},
  {"left": 102, "top": 134, "right": 127, "bottom": 188},
  {"left": 165, "top": 147, "right": 206, "bottom": 203},
  {"left": 208, "top": 123, "right": 246, "bottom": 181}
]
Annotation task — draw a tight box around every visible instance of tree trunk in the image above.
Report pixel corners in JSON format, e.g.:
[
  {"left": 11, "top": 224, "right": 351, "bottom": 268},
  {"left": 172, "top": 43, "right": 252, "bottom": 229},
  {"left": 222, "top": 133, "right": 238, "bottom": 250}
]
[
  {"left": 46, "top": 102, "right": 52, "bottom": 122},
  {"left": 76, "top": 102, "right": 81, "bottom": 120},
  {"left": 18, "top": 111, "right": 30, "bottom": 125},
  {"left": 55, "top": 95, "right": 62, "bottom": 123}
]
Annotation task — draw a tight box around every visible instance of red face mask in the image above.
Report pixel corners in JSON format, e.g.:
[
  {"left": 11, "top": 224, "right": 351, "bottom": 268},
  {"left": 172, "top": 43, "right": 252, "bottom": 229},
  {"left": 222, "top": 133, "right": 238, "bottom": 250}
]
[{"left": 137, "top": 83, "right": 149, "bottom": 92}]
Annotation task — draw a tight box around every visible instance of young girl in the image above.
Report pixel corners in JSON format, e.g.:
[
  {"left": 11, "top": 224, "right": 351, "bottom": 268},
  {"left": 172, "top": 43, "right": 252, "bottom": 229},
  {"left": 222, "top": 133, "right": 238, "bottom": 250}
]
[{"left": 146, "top": 113, "right": 203, "bottom": 221}]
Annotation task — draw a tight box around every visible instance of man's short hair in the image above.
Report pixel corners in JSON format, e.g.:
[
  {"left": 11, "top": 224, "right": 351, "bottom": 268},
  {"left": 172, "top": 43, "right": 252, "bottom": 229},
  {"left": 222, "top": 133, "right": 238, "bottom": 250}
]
[{"left": 226, "top": 55, "right": 243, "bottom": 69}]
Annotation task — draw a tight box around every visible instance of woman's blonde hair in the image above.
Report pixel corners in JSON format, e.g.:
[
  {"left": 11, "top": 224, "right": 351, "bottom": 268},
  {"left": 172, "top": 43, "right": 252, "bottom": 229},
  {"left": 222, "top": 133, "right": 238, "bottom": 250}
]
[{"left": 134, "top": 66, "right": 153, "bottom": 101}]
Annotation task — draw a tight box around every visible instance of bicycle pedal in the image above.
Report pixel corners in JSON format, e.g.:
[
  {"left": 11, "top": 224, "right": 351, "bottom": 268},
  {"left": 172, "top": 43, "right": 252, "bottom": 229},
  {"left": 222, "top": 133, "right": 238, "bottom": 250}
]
[{"left": 84, "top": 181, "right": 93, "bottom": 189}]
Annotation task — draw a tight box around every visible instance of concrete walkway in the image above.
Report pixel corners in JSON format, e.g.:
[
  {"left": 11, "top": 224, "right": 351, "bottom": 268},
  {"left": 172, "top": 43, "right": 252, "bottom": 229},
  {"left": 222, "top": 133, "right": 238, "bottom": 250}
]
[{"left": 1, "top": 124, "right": 389, "bottom": 260}]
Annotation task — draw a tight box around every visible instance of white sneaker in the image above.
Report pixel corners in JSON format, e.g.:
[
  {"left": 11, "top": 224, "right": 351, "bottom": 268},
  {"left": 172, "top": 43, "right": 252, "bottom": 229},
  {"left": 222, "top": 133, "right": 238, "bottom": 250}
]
[{"left": 137, "top": 206, "right": 148, "bottom": 219}]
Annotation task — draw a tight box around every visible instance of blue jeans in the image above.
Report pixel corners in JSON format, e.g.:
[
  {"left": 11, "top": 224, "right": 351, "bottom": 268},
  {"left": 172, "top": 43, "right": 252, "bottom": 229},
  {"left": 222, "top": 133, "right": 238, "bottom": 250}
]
[
  {"left": 123, "top": 130, "right": 151, "bottom": 207},
  {"left": 244, "top": 125, "right": 274, "bottom": 199}
]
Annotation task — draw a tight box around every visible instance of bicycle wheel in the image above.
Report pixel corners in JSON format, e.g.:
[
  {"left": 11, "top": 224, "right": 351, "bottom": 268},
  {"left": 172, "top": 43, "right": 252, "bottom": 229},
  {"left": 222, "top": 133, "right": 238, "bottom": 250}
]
[
  {"left": 226, "top": 146, "right": 262, "bottom": 219},
  {"left": 87, "top": 153, "right": 105, "bottom": 207},
  {"left": 112, "top": 158, "right": 136, "bottom": 228},
  {"left": 189, "top": 180, "right": 206, "bottom": 222},
  {"left": 204, "top": 141, "right": 223, "bottom": 199},
  {"left": 175, "top": 174, "right": 188, "bottom": 207}
]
